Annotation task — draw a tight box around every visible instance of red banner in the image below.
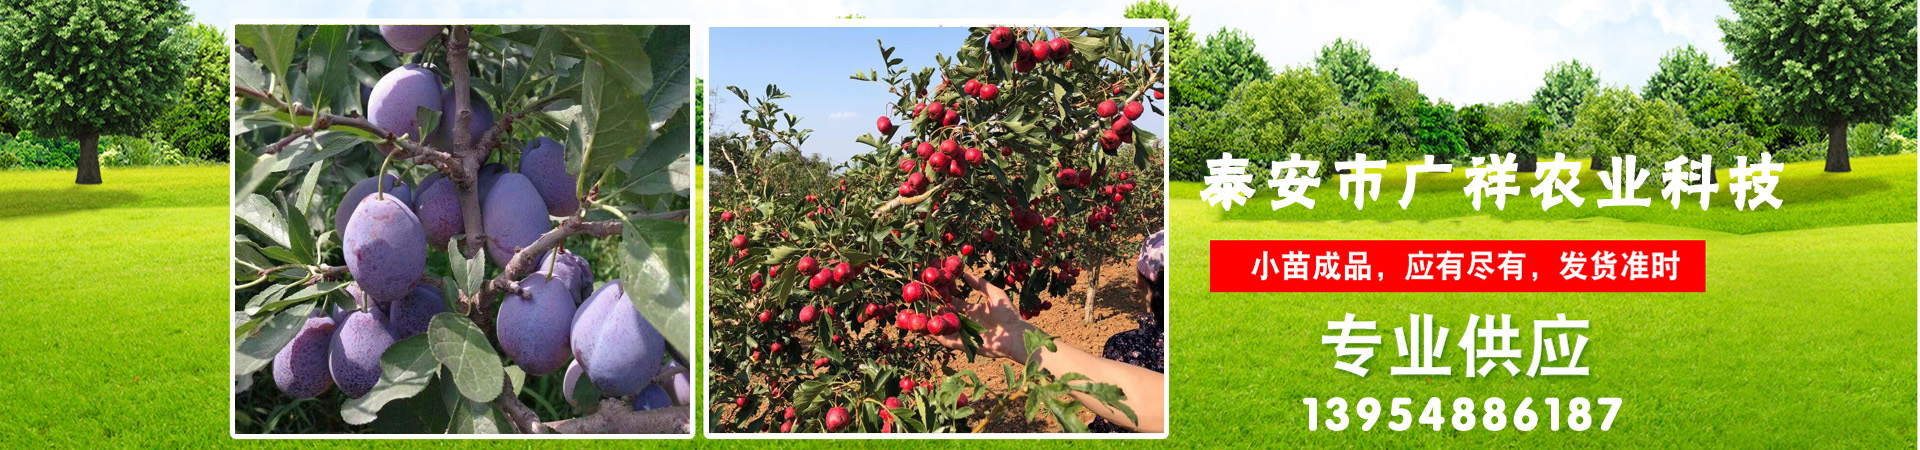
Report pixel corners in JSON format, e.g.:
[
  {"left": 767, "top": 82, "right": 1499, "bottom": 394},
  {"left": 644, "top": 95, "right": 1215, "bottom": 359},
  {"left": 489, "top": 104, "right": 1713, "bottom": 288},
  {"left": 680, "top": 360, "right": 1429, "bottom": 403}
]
[{"left": 1209, "top": 240, "right": 1705, "bottom": 293}]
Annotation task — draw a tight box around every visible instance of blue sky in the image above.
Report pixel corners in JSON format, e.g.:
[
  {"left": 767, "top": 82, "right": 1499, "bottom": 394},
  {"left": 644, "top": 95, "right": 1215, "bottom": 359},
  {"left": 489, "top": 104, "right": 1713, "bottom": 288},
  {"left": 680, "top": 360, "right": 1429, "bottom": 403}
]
[{"left": 709, "top": 27, "right": 1168, "bottom": 164}]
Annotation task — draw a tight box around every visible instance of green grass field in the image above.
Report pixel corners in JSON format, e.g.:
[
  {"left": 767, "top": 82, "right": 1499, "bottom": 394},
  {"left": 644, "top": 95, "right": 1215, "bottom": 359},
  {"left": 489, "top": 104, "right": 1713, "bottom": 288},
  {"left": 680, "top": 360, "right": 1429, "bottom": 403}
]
[
  {"left": 1168, "top": 154, "right": 1917, "bottom": 448},
  {"left": 0, "top": 155, "right": 1910, "bottom": 448}
]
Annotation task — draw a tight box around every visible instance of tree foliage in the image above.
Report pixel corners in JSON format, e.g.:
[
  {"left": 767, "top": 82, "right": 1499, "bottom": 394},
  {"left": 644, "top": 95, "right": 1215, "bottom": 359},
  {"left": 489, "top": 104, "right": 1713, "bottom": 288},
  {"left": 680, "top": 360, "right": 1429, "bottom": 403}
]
[
  {"left": 1172, "top": 28, "right": 1272, "bottom": 112},
  {"left": 1531, "top": 60, "right": 1601, "bottom": 127},
  {"left": 1315, "top": 38, "right": 1389, "bottom": 104},
  {"left": 152, "top": 22, "right": 231, "bottom": 162},
  {"left": 1123, "top": 0, "right": 1192, "bottom": 67},
  {"left": 1642, "top": 45, "right": 1716, "bottom": 118},
  {"left": 1227, "top": 66, "right": 1340, "bottom": 166},
  {"left": 0, "top": 0, "right": 191, "bottom": 183},
  {"left": 1719, "top": 0, "right": 1918, "bottom": 171}
]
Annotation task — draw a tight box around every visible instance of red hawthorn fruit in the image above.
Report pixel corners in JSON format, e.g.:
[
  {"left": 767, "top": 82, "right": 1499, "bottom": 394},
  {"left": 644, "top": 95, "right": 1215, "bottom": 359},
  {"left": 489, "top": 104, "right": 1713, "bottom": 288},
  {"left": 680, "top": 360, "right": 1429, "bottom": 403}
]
[
  {"left": 1043, "top": 216, "right": 1057, "bottom": 228},
  {"left": 833, "top": 262, "right": 852, "bottom": 284},
  {"left": 982, "top": 228, "right": 997, "bottom": 241},
  {"left": 1014, "top": 57, "right": 1035, "bottom": 73},
  {"left": 921, "top": 267, "right": 945, "bottom": 287},
  {"left": 1050, "top": 37, "right": 1072, "bottom": 60},
  {"left": 899, "top": 378, "right": 916, "bottom": 392},
  {"left": 825, "top": 407, "right": 851, "bottom": 432},
  {"left": 731, "top": 234, "right": 748, "bottom": 249},
  {"left": 1119, "top": 171, "right": 1132, "bottom": 181},
  {"left": 898, "top": 182, "right": 915, "bottom": 196},
  {"left": 903, "top": 283, "right": 925, "bottom": 303},
  {"left": 963, "top": 147, "right": 984, "bottom": 165},
  {"left": 1016, "top": 41, "right": 1034, "bottom": 61},
  {"left": 1114, "top": 193, "right": 1124, "bottom": 202},
  {"left": 1056, "top": 168, "right": 1078, "bottom": 187},
  {"left": 1097, "top": 100, "right": 1119, "bottom": 117},
  {"left": 943, "top": 231, "right": 956, "bottom": 244},
  {"left": 805, "top": 194, "right": 818, "bottom": 203},
  {"left": 1123, "top": 101, "right": 1144, "bottom": 120},
  {"left": 946, "top": 159, "right": 966, "bottom": 177},
  {"left": 1154, "top": 89, "right": 1165, "bottom": 99},
  {"left": 928, "top": 150, "right": 950, "bottom": 170},
  {"left": 1031, "top": 39, "right": 1052, "bottom": 60},
  {"left": 784, "top": 406, "right": 797, "bottom": 421},
  {"left": 1112, "top": 116, "right": 1132, "bottom": 134},
  {"left": 979, "top": 83, "right": 999, "bottom": 100},
  {"left": 942, "top": 109, "right": 960, "bottom": 127},
  {"left": 831, "top": 334, "right": 843, "bottom": 344},
  {"left": 798, "top": 305, "right": 817, "bottom": 323},
  {"left": 942, "top": 312, "right": 960, "bottom": 328},
  {"left": 720, "top": 211, "right": 735, "bottom": 222},
  {"left": 758, "top": 310, "right": 774, "bottom": 323},
  {"left": 809, "top": 270, "right": 830, "bottom": 291},
  {"left": 749, "top": 273, "right": 765, "bottom": 292},
  {"left": 770, "top": 342, "right": 783, "bottom": 353},
  {"left": 916, "top": 141, "right": 934, "bottom": 158},
  {"left": 894, "top": 309, "right": 913, "bottom": 329},
  {"left": 927, "top": 102, "right": 945, "bottom": 119},
  {"left": 963, "top": 79, "right": 981, "bottom": 96},
  {"left": 865, "top": 302, "right": 882, "bottom": 317},
  {"left": 1000, "top": 146, "right": 1013, "bottom": 157},
  {"left": 957, "top": 392, "right": 970, "bottom": 407},
  {"left": 798, "top": 256, "right": 819, "bottom": 275},
  {"left": 990, "top": 27, "right": 1013, "bottom": 49},
  {"left": 944, "top": 255, "right": 964, "bottom": 275},
  {"left": 899, "top": 158, "right": 917, "bottom": 173},
  {"left": 814, "top": 357, "right": 830, "bottom": 368},
  {"left": 913, "top": 103, "right": 925, "bottom": 117},
  {"left": 906, "top": 313, "right": 928, "bottom": 333},
  {"left": 926, "top": 314, "right": 953, "bottom": 335},
  {"left": 961, "top": 244, "right": 975, "bottom": 256},
  {"left": 751, "top": 350, "right": 762, "bottom": 362},
  {"left": 737, "top": 248, "right": 750, "bottom": 260},
  {"left": 1101, "top": 129, "right": 1121, "bottom": 149},
  {"left": 736, "top": 397, "right": 748, "bottom": 408},
  {"left": 1011, "top": 261, "right": 1030, "bottom": 275},
  {"left": 877, "top": 116, "right": 895, "bottom": 133}
]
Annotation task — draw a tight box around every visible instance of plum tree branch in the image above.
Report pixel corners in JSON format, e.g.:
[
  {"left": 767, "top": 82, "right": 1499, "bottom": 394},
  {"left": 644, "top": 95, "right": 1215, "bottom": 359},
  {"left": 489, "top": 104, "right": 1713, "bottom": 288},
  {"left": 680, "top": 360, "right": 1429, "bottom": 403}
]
[
  {"left": 233, "top": 85, "right": 466, "bottom": 181},
  {"left": 479, "top": 216, "right": 625, "bottom": 307}
]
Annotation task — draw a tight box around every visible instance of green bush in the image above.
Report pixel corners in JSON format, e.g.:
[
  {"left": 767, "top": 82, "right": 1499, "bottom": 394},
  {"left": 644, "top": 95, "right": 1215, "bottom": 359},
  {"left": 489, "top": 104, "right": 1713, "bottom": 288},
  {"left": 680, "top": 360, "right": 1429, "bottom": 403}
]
[
  {"left": 1849, "top": 122, "right": 1915, "bottom": 157},
  {"left": 1169, "top": 108, "right": 1252, "bottom": 181},
  {"left": 0, "top": 131, "right": 79, "bottom": 169},
  {"left": 99, "top": 135, "right": 196, "bottom": 167}
]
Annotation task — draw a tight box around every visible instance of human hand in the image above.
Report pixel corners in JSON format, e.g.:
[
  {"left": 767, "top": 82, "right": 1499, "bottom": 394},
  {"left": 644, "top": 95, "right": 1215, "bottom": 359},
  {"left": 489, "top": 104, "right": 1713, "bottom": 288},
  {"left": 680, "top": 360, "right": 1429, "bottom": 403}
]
[{"left": 930, "top": 272, "right": 1037, "bottom": 362}]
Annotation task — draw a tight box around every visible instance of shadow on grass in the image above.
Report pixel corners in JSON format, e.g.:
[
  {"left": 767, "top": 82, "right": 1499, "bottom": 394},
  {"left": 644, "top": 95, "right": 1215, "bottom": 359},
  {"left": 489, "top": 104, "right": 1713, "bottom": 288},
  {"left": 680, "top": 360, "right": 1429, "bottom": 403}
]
[{"left": 0, "top": 186, "right": 142, "bottom": 219}]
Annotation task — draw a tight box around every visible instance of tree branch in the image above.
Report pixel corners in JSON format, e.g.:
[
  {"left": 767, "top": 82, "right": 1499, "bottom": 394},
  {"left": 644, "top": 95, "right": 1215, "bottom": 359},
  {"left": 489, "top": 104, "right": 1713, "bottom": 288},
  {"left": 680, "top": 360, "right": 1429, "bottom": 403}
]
[
  {"left": 480, "top": 216, "right": 625, "bottom": 304},
  {"left": 234, "top": 85, "right": 466, "bottom": 183}
]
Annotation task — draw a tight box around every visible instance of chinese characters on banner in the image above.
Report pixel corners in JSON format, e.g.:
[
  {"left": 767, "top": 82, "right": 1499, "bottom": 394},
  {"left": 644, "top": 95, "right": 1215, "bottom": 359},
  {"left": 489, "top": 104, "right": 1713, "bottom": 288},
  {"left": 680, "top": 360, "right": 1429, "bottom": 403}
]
[
  {"left": 1201, "top": 152, "right": 1783, "bottom": 211},
  {"left": 1324, "top": 313, "right": 1593, "bottom": 378}
]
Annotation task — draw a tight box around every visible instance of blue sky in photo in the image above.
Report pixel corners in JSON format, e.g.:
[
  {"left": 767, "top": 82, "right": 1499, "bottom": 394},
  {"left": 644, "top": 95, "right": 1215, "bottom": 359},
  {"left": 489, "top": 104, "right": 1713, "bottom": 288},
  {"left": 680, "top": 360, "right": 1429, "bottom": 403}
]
[{"left": 709, "top": 27, "right": 1168, "bottom": 164}]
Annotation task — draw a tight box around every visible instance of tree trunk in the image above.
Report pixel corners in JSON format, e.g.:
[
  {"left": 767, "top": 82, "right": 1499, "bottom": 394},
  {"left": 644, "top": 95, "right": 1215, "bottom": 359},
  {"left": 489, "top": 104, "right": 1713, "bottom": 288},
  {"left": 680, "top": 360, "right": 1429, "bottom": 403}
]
[
  {"left": 1825, "top": 121, "right": 1851, "bottom": 173},
  {"left": 75, "top": 132, "right": 101, "bottom": 184},
  {"left": 1082, "top": 263, "right": 1102, "bottom": 324}
]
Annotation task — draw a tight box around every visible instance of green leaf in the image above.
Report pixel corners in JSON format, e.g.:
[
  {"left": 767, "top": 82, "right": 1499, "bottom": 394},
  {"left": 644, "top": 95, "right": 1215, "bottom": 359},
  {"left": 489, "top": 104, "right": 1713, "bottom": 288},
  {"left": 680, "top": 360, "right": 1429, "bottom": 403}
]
[
  {"left": 303, "top": 25, "right": 360, "bottom": 114},
  {"left": 619, "top": 108, "right": 693, "bottom": 196},
  {"left": 234, "top": 194, "right": 290, "bottom": 249},
  {"left": 342, "top": 334, "right": 440, "bottom": 425},
  {"left": 428, "top": 313, "right": 506, "bottom": 403},
  {"left": 619, "top": 222, "right": 692, "bottom": 355},
  {"left": 577, "top": 56, "right": 653, "bottom": 192},
  {"left": 558, "top": 25, "right": 655, "bottom": 96},
  {"left": 235, "top": 25, "right": 301, "bottom": 91},
  {"left": 232, "top": 302, "right": 316, "bottom": 376},
  {"left": 282, "top": 196, "right": 315, "bottom": 265}
]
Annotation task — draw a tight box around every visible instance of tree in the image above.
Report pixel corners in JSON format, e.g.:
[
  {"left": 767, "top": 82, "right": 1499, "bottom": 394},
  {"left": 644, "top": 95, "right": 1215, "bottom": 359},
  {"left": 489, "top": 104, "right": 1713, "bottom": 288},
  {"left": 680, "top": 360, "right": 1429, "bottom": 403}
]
[
  {"left": 1289, "top": 103, "right": 1381, "bottom": 176},
  {"left": 1550, "top": 87, "right": 1692, "bottom": 170},
  {"left": 1172, "top": 28, "right": 1271, "bottom": 112},
  {"left": 1531, "top": 60, "right": 1600, "bottom": 127},
  {"left": 1719, "top": 0, "right": 1918, "bottom": 172},
  {"left": 1226, "top": 66, "right": 1340, "bottom": 166},
  {"left": 1315, "top": 38, "right": 1389, "bottom": 104},
  {"left": 1412, "top": 100, "right": 1466, "bottom": 160},
  {"left": 0, "top": 0, "right": 190, "bottom": 184},
  {"left": 1642, "top": 45, "right": 1716, "bottom": 119},
  {"left": 151, "top": 22, "right": 229, "bottom": 161},
  {"left": 1123, "top": 0, "right": 1192, "bottom": 67},
  {"left": 1363, "top": 75, "right": 1426, "bottom": 159}
]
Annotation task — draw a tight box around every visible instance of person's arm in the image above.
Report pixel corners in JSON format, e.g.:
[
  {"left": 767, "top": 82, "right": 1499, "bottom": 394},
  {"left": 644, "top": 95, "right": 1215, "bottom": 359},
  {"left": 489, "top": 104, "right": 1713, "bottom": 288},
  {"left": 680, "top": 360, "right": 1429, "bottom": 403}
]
[{"left": 932, "top": 272, "right": 1166, "bottom": 433}]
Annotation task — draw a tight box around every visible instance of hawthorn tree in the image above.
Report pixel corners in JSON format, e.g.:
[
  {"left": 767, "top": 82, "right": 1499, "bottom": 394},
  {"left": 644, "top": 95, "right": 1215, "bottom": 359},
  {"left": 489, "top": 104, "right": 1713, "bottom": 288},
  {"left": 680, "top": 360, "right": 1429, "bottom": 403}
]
[
  {"left": 709, "top": 26, "right": 1165, "bottom": 433},
  {"left": 231, "top": 24, "right": 692, "bottom": 434},
  {"left": 1720, "top": 0, "right": 1918, "bottom": 172},
  {"left": 0, "top": 0, "right": 190, "bottom": 184}
]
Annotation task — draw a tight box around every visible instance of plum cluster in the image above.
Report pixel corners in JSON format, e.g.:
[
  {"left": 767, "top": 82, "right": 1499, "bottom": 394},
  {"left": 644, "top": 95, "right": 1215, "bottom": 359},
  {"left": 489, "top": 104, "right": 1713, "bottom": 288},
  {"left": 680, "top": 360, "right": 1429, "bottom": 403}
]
[{"left": 267, "top": 25, "right": 684, "bottom": 412}]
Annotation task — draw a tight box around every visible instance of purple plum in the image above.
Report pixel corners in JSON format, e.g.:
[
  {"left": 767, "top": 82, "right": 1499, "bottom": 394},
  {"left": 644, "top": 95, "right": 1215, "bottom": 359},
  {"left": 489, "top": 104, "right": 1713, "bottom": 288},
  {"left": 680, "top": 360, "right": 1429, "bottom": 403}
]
[
  {"left": 480, "top": 173, "right": 551, "bottom": 266},
  {"left": 273, "top": 317, "right": 336, "bottom": 398},
  {"left": 344, "top": 193, "right": 427, "bottom": 304},
  {"left": 519, "top": 137, "right": 580, "bottom": 216},
  {"left": 368, "top": 65, "right": 442, "bottom": 143}
]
